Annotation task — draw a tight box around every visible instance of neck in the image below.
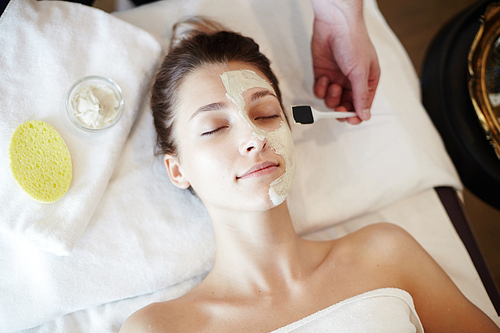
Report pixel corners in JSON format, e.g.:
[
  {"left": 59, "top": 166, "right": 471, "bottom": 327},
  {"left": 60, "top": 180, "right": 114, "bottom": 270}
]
[{"left": 205, "top": 202, "right": 307, "bottom": 294}]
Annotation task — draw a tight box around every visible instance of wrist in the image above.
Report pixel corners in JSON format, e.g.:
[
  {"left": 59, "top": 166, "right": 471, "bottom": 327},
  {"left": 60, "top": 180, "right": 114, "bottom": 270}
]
[{"left": 311, "top": 0, "right": 363, "bottom": 20}]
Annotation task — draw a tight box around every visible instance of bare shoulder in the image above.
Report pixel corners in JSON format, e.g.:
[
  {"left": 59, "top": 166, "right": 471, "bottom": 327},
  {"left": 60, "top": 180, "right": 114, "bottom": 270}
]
[
  {"left": 338, "top": 222, "right": 436, "bottom": 287},
  {"left": 120, "top": 297, "right": 206, "bottom": 333},
  {"left": 346, "top": 222, "right": 451, "bottom": 284},
  {"left": 346, "top": 222, "right": 419, "bottom": 262},
  {"left": 348, "top": 223, "right": 500, "bottom": 332},
  {"left": 319, "top": 222, "right": 421, "bottom": 290},
  {"left": 355, "top": 221, "right": 414, "bottom": 243}
]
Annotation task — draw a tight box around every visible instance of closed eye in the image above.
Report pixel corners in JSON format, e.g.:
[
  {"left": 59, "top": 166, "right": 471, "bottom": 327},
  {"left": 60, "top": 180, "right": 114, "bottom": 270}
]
[
  {"left": 202, "top": 126, "right": 228, "bottom": 136},
  {"left": 255, "top": 115, "right": 280, "bottom": 120}
]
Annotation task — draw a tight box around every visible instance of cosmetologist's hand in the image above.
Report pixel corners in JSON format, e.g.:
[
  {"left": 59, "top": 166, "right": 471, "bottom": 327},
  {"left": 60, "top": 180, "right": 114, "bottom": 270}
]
[{"left": 311, "top": 0, "right": 380, "bottom": 124}]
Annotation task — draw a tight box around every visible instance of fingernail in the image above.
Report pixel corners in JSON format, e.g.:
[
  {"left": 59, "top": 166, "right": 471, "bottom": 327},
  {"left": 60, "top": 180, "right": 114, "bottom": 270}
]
[{"left": 362, "top": 108, "right": 371, "bottom": 120}]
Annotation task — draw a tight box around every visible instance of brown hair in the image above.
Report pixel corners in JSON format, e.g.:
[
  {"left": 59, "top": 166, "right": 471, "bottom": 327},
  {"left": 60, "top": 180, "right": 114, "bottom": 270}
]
[{"left": 151, "top": 16, "right": 285, "bottom": 158}]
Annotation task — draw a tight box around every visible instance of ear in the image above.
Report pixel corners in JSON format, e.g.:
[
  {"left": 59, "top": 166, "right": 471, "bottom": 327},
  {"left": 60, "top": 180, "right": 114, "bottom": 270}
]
[{"left": 164, "top": 154, "right": 191, "bottom": 189}]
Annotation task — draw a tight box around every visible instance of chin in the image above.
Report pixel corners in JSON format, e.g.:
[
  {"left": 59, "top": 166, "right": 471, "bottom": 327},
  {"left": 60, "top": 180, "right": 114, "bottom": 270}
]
[{"left": 246, "top": 194, "right": 287, "bottom": 212}]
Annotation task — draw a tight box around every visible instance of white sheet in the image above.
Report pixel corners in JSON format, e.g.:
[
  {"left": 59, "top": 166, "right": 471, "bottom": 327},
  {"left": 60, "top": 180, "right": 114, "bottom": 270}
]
[
  {"left": 113, "top": 0, "right": 462, "bottom": 235},
  {"left": 2, "top": 0, "right": 494, "bottom": 331}
]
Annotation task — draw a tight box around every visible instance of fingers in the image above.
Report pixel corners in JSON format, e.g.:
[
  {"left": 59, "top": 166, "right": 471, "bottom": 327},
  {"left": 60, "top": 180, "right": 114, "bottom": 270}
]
[
  {"left": 335, "top": 105, "right": 361, "bottom": 124},
  {"left": 345, "top": 116, "right": 362, "bottom": 125},
  {"left": 314, "top": 77, "right": 359, "bottom": 123},
  {"left": 314, "top": 69, "right": 378, "bottom": 125},
  {"left": 325, "top": 84, "right": 342, "bottom": 109},
  {"left": 314, "top": 77, "right": 347, "bottom": 109},
  {"left": 314, "top": 76, "right": 329, "bottom": 99}
]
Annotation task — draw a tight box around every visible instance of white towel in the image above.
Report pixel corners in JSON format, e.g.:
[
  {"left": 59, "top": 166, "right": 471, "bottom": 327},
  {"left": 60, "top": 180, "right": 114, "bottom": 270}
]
[
  {"left": 270, "top": 288, "right": 423, "bottom": 333},
  {"left": 0, "top": 0, "right": 162, "bottom": 255}
]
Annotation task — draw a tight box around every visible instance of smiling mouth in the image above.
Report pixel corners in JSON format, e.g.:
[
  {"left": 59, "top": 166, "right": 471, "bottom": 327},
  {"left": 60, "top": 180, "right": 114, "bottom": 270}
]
[{"left": 237, "top": 161, "right": 279, "bottom": 180}]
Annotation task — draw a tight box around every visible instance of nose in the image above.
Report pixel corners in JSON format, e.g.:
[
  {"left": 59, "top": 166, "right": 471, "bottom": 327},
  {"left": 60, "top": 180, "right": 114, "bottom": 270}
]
[
  {"left": 238, "top": 126, "right": 266, "bottom": 155},
  {"left": 241, "top": 138, "right": 266, "bottom": 155}
]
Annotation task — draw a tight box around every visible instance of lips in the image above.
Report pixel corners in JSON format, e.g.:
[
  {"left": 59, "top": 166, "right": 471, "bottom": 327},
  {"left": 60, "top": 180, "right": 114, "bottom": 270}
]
[{"left": 237, "top": 161, "right": 279, "bottom": 179}]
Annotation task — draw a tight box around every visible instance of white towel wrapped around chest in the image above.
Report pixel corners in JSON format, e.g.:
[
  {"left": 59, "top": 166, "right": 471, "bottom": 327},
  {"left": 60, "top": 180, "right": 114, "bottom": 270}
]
[{"left": 271, "top": 288, "right": 424, "bottom": 333}]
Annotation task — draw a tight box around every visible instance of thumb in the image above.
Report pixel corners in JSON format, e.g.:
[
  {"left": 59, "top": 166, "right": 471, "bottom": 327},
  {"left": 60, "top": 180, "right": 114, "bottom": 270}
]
[{"left": 350, "top": 69, "right": 372, "bottom": 121}]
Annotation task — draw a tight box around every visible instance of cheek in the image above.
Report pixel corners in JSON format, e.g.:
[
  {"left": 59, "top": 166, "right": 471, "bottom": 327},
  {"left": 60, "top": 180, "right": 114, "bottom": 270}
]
[
  {"left": 267, "top": 124, "right": 295, "bottom": 162},
  {"left": 181, "top": 142, "right": 235, "bottom": 189}
]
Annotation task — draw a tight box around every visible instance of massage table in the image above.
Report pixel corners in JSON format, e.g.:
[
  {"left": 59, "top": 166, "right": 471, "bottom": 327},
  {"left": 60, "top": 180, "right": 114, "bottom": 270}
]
[{"left": 0, "top": 0, "right": 498, "bottom": 331}]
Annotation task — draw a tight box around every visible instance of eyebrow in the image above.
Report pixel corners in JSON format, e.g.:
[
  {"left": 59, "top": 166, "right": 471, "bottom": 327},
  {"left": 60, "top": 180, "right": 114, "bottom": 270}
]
[
  {"left": 250, "top": 90, "right": 277, "bottom": 103},
  {"left": 189, "top": 90, "right": 277, "bottom": 120},
  {"left": 190, "top": 102, "right": 227, "bottom": 120}
]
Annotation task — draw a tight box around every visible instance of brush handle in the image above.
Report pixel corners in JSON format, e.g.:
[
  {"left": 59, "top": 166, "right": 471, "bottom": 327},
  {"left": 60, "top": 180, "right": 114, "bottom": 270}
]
[
  {"left": 313, "top": 108, "right": 357, "bottom": 119},
  {"left": 313, "top": 109, "right": 396, "bottom": 119}
]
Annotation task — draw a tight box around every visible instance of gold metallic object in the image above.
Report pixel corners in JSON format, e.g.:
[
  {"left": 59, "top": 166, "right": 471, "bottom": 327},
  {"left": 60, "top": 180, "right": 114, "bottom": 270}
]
[{"left": 468, "top": 2, "right": 500, "bottom": 159}]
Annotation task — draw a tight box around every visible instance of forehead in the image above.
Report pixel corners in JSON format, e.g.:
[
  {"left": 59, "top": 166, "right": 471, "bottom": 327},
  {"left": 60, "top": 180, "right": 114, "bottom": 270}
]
[{"left": 177, "top": 62, "right": 274, "bottom": 115}]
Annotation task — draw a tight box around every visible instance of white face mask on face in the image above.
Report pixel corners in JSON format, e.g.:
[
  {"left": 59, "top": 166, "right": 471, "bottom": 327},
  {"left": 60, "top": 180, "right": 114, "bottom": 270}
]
[{"left": 220, "top": 69, "right": 296, "bottom": 206}]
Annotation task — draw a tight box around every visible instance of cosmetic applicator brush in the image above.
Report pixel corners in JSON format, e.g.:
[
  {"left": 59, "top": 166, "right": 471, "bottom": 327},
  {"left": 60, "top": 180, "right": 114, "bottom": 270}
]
[
  {"left": 291, "top": 105, "right": 357, "bottom": 124},
  {"left": 291, "top": 105, "right": 398, "bottom": 124}
]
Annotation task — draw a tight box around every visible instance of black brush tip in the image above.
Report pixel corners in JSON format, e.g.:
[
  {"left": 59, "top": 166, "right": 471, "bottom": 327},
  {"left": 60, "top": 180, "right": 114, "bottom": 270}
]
[{"left": 292, "top": 105, "right": 314, "bottom": 124}]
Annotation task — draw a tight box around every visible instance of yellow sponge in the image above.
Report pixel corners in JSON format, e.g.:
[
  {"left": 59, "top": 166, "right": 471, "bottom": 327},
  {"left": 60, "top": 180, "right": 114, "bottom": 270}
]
[{"left": 9, "top": 120, "right": 72, "bottom": 203}]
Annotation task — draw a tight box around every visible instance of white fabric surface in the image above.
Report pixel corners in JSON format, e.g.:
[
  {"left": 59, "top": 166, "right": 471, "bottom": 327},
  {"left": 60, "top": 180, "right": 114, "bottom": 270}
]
[
  {"left": 2, "top": 0, "right": 490, "bottom": 331},
  {"left": 0, "top": 0, "right": 162, "bottom": 255},
  {"left": 114, "top": 0, "right": 462, "bottom": 235},
  {"left": 270, "top": 288, "right": 423, "bottom": 333}
]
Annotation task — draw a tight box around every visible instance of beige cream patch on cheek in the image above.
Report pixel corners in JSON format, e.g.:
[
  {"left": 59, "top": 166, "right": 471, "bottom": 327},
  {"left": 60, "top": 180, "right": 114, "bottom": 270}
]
[
  {"left": 220, "top": 69, "right": 296, "bottom": 206},
  {"left": 266, "top": 123, "right": 296, "bottom": 206}
]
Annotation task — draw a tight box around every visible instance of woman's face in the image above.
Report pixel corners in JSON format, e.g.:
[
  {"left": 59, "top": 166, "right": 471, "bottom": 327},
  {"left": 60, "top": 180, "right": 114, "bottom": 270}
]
[{"left": 165, "top": 62, "right": 295, "bottom": 212}]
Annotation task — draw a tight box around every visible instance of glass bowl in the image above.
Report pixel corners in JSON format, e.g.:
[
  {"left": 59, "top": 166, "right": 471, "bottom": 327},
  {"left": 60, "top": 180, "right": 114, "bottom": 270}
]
[{"left": 66, "top": 76, "right": 125, "bottom": 132}]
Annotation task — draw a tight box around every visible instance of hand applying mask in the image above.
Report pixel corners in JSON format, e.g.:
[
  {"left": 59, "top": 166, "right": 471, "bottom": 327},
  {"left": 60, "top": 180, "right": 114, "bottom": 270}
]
[{"left": 311, "top": 0, "right": 380, "bottom": 124}]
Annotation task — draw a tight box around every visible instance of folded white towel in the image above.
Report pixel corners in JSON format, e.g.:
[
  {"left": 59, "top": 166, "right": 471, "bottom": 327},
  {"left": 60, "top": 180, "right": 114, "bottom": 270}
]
[{"left": 0, "top": 0, "right": 162, "bottom": 255}]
